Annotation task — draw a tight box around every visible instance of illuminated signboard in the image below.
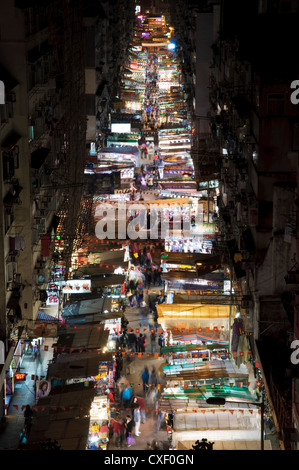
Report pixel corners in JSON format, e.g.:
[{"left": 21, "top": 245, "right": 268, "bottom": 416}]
[
  {"left": 111, "top": 123, "right": 131, "bottom": 133},
  {"left": 62, "top": 279, "right": 91, "bottom": 294},
  {"left": 15, "top": 373, "right": 27, "bottom": 381}
]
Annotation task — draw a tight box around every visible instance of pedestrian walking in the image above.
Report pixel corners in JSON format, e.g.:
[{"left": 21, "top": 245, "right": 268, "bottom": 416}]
[
  {"left": 133, "top": 405, "right": 141, "bottom": 436},
  {"left": 141, "top": 366, "right": 149, "bottom": 395},
  {"left": 150, "top": 367, "right": 158, "bottom": 389},
  {"left": 128, "top": 332, "right": 137, "bottom": 352},
  {"left": 156, "top": 409, "right": 166, "bottom": 432},
  {"left": 150, "top": 330, "right": 156, "bottom": 354},
  {"left": 24, "top": 404, "right": 33, "bottom": 432},
  {"left": 135, "top": 395, "right": 146, "bottom": 423},
  {"left": 121, "top": 384, "right": 133, "bottom": 410}
]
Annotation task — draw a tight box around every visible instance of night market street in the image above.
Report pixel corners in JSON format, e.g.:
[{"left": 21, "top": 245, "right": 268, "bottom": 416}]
[{"left": 0, "top": 0, "right": 297, "bottom": 454}]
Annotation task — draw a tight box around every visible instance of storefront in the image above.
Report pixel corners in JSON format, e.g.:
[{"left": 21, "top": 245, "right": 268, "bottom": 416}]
[{"left": 4, "top": 339, "right": 25, "bottom": 410}]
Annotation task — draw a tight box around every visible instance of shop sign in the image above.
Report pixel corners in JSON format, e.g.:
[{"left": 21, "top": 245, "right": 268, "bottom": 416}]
[
  {"left": 113, "top": 100, "right": 124, "bottom": 109},
  {"left": 62, "top": 280, "right": 91, "bottom": 294},
  {"left": 46, "top": 271, "right": 63, "bottom": 306},
  {"left": 15, "top": 373, "right": 27, "bottom": 381},
  {"left": 94, "top": 373, "right": 106, "bottom": 379}
]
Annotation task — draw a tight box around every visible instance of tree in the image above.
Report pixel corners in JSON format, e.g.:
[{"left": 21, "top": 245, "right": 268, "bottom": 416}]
[
  {"left": 192, "top": 438, "right": 214, "bottom": 450},
  {"left": 40, "top": 438, "right": 63, "bottom": 450}
]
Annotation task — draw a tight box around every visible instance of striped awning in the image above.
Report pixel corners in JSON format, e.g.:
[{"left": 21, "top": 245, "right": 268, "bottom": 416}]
[{"left": 37, "top": 312, "right": 58, "bottom": 323}]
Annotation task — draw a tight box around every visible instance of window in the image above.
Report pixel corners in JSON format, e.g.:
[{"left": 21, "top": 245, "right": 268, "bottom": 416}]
[
  {"left": 6, "top": 260, "right": 17, "bottom": 285},
  {"left": 4, "top": 206, "right": 15, "bottom": 233},
  {"left": 2, "top": 152, "right": 15, "bottom": 181}
]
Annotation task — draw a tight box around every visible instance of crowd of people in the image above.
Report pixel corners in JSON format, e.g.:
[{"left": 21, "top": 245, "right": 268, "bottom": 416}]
[
  {"left": 106, "top": 362, "right": 170, "bottom": 449},
  {"left": 106, "top": 53, "right": 173, "bottom": 450}
]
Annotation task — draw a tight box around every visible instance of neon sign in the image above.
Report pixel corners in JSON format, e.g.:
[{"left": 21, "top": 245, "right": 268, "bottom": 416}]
[{"left": 15, "top": 373, "right": 27, "bottom": 381}]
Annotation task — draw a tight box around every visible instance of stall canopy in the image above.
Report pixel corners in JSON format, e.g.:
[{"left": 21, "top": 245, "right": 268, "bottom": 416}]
[
  {"left": 105, "top": 197, "right": 191, "bottom": 206},
  {"left": 172, "top": 408, "right": 271, "bottom": 450},
  {"left": 163, "top": 252, "right": 222, "bottom": 266},
  {"left": 47, "top": 351, "right": 113, "bottom": 381},
  {"left": 27, "top": 385, "right": 95, "bottom": 450},
  {"left": 157, "top": 302, "right": 232, "bottom": 341},
  {"left": 162, "top": 263, "right": 221, "bottom": 280},
  {"left": 74, "top": 263, "right": 127, "bottom": 277},
  {"left": 172, "top": 294, "right": 230, "bottom": 304},
  {"left": 53, "top": 325, "right": 110, "bottom": 352},
  {"left": 157, "top": 303, "right": 231, "bottom": 319},
  {"left": 91, "top": 275, "right": 126, "bottom": 288},
  {"left": 63, "top": 297, "right": 112, "bottom": 317}
]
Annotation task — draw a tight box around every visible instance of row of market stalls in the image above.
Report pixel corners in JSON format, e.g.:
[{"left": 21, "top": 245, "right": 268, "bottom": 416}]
[
  {"left": 26, "top": 296, "right": 124, "bottom": 450},
  {"left": 150, "top": 112, "right": 269, "bottom": 448},
  {"left": 27, "top": 238, "right": 129, "bottom": 450},
  {"left": 156, "top": 295, "right": 267, "bottom": 449}
]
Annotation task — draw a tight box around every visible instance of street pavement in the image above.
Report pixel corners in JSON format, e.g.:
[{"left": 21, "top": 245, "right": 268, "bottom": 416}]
[
  {"left": 108, "top": 301, "right": 170, "bottom": 451},
  {"left": 0, "top": 338, "right": 54, "bottom": 450}
]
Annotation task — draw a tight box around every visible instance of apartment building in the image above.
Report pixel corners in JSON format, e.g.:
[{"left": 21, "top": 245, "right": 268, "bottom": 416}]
[
  {"left": 0, "top": 0, "right": 86, "bottom": 420},
  {"left": 83, "top": 0, "right": 135, "bottom": 153},
  {"left": 207, "top": 0, "right": 299, "bottom": 449}
]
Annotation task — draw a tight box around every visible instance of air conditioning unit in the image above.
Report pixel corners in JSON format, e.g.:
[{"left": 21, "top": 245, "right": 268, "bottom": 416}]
[
  {"left": 35, "top": 259, "right": 45, "bottom": 269},
  {"left": 35, "top": 218, "right": 46, "bottom": 234}
]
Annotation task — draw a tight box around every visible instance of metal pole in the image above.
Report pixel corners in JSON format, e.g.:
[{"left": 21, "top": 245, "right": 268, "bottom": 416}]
[
  {"left": 207, "top": 396, "right": 264, "bottom": 449},
  {"left": 228, "top": 262, "right": 232, "bottom": 355},
  {"left": 261, "top": 391, "right": 264, "bottom": 450},
  {"left": 207, "top": 180, "right": 210, "bottom": 223}
]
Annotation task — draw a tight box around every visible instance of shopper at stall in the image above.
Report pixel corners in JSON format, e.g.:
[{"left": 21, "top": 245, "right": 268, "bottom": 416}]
[
  {"left": 158, "top": 333, "right": 165, "bottom": 354},
  {"left": 111, "top": 417, "right": 125, "bottom": 449},
  {"left": 156, "top": 408, "right": 166, "bottom": 432},
  {"left": 106, "top": 388, "right": 115, "bottom": 403}
]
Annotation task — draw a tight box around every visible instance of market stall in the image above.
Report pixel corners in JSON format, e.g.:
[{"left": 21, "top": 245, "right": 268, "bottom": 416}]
[
  {"left": 172, "top": 405, "right": 271, "bottom": 450},
  {"left": 88, "top": 395, "right": 110, "bottom": 450}
]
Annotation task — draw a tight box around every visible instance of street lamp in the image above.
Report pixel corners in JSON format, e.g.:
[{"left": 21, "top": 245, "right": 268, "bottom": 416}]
[{"left": 206, "top": 394, "right": 265, "bottom": 450}]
